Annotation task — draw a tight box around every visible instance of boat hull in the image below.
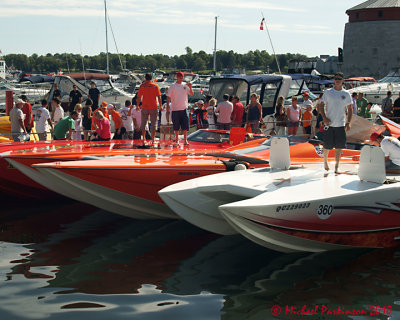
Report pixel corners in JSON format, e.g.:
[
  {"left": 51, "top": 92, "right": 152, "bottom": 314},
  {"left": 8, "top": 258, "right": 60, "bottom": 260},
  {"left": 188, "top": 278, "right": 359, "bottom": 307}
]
[
  {"left": 34, "top": 157, "right": 230, "bottom": 219},
  {"left": 219, "top": 173, "right": 400, "bottom": 252}
]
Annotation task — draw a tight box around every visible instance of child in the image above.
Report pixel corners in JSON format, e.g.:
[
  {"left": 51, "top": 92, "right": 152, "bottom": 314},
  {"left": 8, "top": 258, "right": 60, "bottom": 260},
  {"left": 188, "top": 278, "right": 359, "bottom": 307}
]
[
  {"left": 82, "top": 99, "right": 93, "bottom": 140},
  {"left": 365, "top": 102, "right": 372, "bottom": 119},
  {"left": 302, "top": 105, "right": 312, "bottom": 137},
  {"left": 120, "top": 100, "right": 134, "bottom": 139},
  {"left": 72, "top": 104, "right": 83, "bottom": 140},
  {"left": 159, "top": 102, "right": 172, "bottom": 141}
]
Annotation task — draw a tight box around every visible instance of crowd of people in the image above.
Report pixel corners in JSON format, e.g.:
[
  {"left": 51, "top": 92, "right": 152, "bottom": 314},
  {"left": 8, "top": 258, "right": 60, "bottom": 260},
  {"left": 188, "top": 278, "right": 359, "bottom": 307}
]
[{"left": 8, "top": 71, "right": 400, "bottom": 174}]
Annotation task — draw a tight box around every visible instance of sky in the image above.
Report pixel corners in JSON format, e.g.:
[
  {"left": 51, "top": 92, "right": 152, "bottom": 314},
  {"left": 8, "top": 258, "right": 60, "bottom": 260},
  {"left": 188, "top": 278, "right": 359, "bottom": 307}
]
[{"left": 0, "top": 0, "right": 363, "bottom": 58}]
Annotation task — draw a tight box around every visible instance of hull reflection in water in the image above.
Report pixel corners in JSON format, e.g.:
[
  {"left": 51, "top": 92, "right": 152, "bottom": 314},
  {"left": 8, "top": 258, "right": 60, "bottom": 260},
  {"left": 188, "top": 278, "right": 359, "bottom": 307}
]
[{"left": 0, "top": 199, "right": 400, "bottom": 319}]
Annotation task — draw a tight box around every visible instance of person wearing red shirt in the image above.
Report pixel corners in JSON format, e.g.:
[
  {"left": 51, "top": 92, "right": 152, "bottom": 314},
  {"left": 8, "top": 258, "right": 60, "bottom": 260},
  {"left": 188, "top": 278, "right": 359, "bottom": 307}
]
[
  {"left": 91, "top": 101, "right": 109, "bottom": 132},
  {"left": 20, "top": 95, "right": 34, "bottom": 133},
  {"left": 231, "top": 95, "right": 245, "bottom": 127},
  {"left": 93, "top": 110, "right": 111, "bottom": 141},
  {"left": 136, "top": 73, "right": 162, "bottom": 144}
]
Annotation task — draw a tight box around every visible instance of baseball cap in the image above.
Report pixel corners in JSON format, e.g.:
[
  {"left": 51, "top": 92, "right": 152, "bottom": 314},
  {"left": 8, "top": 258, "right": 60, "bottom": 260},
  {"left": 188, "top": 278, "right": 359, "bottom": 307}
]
[
  {"left": 302, "top": 92, "right": 309, "bottom": 97},
  {"left": 15, "top": 98, "right": 25, "bottom": 105},
  {"left": 197, "top": 100, "right": 204, "bottom": 104},
  {"left": 106, "top": 104, "right": 114, "bottom": 110},
  {"left": 176, "top": 71, "right": 184, "bottom": 78},
  {"left": 101, "top": 101, "right": 108, "bottom": 108},
  {"left": 334, "top": 72, "right": 345, "bottom": 80},
  {"left": 369, "top": 132, "right": 380, "bottom": 141}
]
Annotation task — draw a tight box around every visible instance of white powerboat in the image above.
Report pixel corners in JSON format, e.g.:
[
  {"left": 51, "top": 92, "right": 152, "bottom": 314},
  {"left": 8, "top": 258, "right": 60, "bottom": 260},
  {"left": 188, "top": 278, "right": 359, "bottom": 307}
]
[
  {"left": 348, "top": 67, "right": 400, "bottom": 105},
  {"left": 219, "top": 145, "right": 400, "bottom": 252},
  {"left": 158, "top": 137, "right": 360, "bottom": 236}
]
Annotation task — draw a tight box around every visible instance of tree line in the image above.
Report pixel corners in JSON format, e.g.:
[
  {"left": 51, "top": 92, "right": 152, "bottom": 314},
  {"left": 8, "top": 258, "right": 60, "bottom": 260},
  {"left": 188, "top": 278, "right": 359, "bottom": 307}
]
[{"left": 3, "top": 47, "right": 309, "bottom": 74}]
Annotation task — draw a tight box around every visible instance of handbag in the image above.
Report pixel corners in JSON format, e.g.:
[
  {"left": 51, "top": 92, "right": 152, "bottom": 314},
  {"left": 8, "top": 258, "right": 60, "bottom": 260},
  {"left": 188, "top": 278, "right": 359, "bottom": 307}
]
[{"left": 275, "top": 114, "right": 288, "bottom": 127}]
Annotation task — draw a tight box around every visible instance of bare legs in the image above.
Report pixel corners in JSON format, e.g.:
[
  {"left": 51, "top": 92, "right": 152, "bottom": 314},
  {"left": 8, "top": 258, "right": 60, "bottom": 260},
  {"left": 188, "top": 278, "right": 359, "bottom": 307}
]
[
  {"left": 173, "top": 130, "right": 188, "bottom": 145},
  {"left": 323, "top": 148, "right": 342, "bottom": 173}
]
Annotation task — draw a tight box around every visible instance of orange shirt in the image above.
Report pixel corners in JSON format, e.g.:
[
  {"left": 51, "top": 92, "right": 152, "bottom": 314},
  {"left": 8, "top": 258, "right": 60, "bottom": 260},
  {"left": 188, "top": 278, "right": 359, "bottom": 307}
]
[
  {"left": 302, "top": 110, "right": 312, "bottom": 127},
  {"left": 91, "top": 108, "right": 109, "bottom": 130},
  {"left": 109, "top": 109, "right": 123, "bottom": 129},
  {"left": 136, "top": 81, "right": 161, "bottom": 109}
]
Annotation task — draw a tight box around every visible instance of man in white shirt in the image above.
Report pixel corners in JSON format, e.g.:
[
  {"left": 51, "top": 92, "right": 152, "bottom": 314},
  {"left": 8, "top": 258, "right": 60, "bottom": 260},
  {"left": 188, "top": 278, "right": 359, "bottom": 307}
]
[
  {"left": 215, "top": 94, "right": 233, "bottom": 130},
  {"left": 36, "top": 99, "right": 54, "bottom": 141},
  {"left": 9, "top": 98, "right": 27, "bottom": 142},
  {"left": 370, "top": 132, "right": 400, "bottom": 171},
  {"left": 318, "top": 72, "right": 353, "bottom": 173},
  {"left": 166, "top": 71, "right": 193, "bottom": 145}
]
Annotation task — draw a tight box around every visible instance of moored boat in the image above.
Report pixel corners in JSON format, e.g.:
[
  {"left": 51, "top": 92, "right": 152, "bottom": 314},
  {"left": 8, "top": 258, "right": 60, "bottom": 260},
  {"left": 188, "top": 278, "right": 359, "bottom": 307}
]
[
  {"left": 0, "top": 129, "right": 265, "bottom": 199},
  {"left": 158, "top": 138, "right": 361, "bottom": 235},
  {"left": 219, "top": 145, "right": 400, "bottom": 252}
]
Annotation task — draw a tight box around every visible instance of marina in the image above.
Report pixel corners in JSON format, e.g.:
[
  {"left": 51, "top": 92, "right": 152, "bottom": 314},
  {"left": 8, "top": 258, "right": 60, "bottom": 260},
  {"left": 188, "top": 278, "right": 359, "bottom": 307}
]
[{"left": 2, "top": 0, "right": 400, "bottom": 319}]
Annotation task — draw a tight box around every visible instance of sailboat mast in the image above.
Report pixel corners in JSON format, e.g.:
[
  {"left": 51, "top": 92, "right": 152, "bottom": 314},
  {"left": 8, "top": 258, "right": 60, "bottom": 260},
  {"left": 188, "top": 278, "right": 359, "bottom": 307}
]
[
  {"left": 104, "top": 0, "right": 109, "bottom": 74},
  {"left": 213, "top": 16, "right": 218, "bottom": 75}
]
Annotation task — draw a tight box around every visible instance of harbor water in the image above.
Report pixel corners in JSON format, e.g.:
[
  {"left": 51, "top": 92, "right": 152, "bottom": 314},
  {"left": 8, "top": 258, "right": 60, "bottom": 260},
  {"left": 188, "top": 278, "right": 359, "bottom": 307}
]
[{"left": 0, "top": 196, "right": 399, "bottom": 320}]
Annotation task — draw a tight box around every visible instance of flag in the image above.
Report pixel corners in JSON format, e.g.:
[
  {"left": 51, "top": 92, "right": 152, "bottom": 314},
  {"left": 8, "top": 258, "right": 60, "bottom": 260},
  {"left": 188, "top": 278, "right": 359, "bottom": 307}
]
[{"left": 260, "top": 18, "right": 265, "bottom": 30}]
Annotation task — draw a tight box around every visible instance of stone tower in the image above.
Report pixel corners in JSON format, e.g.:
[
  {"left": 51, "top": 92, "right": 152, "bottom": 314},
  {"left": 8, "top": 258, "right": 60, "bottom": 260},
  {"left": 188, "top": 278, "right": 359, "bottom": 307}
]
[{"left": 342, "top": 0, "right": 400, "bottom": 79}]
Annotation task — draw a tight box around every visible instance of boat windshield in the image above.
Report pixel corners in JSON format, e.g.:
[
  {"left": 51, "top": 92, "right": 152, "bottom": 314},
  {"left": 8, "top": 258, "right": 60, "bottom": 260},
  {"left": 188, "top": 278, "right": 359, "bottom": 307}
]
[
  {"left": 188, "top": 130, "right": 230, "bottom": 143},
  {"left": 378, "top": 67, "right": 400, "bottom": 83},
  {"left": 187, "top": 129, "right": 264, "bottom": 144},
  {"left": 76, "top": 78, "right": 114, "bottom": 93},
  {"left": 166, "top": 73, "right": 197, "bottom": 83},
  {"left": 209, "top": 79, "right": 248, "bottom": 104}
]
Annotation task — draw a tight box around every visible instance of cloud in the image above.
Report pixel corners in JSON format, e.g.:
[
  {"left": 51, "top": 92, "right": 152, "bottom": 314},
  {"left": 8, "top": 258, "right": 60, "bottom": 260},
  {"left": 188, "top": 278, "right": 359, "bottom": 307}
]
[{"left": 0, "top": 0, "right": 304, "bottom": 18}]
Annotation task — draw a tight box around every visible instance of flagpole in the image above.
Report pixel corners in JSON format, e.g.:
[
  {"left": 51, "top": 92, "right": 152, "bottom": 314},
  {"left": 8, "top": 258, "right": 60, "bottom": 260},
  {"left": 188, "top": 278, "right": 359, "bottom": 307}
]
[
  {"left": 213, "top": 16, "right": 218, "bottom": 75},
  {"left": 260, "top": 12, "right": 281, "bottom": 74}
]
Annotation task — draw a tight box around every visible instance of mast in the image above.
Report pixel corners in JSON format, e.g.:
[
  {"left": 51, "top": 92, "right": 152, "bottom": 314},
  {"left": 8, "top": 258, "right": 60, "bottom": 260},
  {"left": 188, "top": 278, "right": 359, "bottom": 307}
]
[
  {"left": 104, "top": 0, "right": 109, "bottom": 74},
  {"left": 213, "top": 16, "right": 218, "bottom": 75}
]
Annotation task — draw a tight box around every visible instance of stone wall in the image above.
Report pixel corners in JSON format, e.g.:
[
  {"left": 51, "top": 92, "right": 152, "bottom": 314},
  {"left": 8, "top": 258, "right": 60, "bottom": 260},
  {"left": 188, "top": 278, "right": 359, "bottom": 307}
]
[{"left": 342, "top": 20, "right": 400, "bottom": 79}]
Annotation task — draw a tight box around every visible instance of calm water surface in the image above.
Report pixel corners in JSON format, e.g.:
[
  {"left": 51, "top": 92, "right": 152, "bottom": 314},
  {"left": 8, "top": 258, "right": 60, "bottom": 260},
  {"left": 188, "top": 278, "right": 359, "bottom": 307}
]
[{"left": 1, "top": 197, "right": 400, "bottom": 320}]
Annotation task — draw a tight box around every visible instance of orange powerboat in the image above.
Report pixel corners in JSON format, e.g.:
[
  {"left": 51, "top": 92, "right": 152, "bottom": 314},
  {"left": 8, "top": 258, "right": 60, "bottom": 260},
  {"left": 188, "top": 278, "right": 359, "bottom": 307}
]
[
  {"left": 27, "top": 139, "right": 361, "bottom": 219},
  {"left": 0, "top": 129, "right": 264, "bottom": 198}
]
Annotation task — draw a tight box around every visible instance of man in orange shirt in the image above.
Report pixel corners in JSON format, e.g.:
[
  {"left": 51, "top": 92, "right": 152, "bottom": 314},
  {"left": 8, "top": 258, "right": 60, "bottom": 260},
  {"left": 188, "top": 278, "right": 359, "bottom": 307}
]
[
  {"left": 136, "top": 73, "right": 162, "bottom": 144},
  {"left": 107, "top": 104, "right": 126, "bottom": 139}
]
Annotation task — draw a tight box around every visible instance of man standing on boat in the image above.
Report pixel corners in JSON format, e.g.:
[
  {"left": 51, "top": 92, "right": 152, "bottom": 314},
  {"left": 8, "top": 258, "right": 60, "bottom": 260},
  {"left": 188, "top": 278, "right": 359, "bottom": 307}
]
[
  {"left": 136, "top": 73, "right": 162, "bottom": 144},
  {"left": 166, "top": 71, "right": 193, "bottom": 145},
  {"left": 69, "top": 85, "right": 82, "bottom": 114},
  {"left": 318, "top": 72, "right": 353, "bottom": 173},
  {"left": 88, "top": 82, "right": 101, "bottom": 111},
  {"left": 9, "top": 98, "right": 28, "bottom": 142}
]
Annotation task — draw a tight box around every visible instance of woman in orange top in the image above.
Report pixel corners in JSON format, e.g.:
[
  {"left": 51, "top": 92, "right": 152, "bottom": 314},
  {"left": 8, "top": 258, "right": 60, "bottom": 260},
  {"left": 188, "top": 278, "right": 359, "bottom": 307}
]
[
  {"left": 302, "top": 105, "right": 312, "bottom": 137},
  {"left": 107, "top": 104, "right": 126, "bottom": 139}
]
